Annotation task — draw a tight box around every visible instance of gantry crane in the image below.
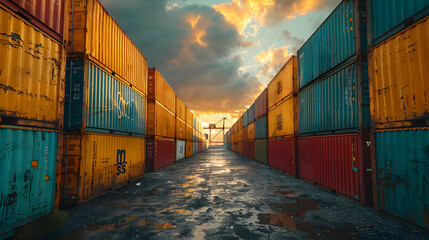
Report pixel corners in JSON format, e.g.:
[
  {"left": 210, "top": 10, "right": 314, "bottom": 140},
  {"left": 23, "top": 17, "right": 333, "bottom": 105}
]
[{"left": 203, "top": 117, "right": 230, "bottom": 146}]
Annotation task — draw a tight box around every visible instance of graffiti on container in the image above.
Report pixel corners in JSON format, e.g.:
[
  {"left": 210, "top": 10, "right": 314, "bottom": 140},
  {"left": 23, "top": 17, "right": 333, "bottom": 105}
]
[
  {"left": 116, "top": 149, "right": 127, "bottom": 176},
  {"left": 111, "top": 92, "right": 137, "bottom": 121}
]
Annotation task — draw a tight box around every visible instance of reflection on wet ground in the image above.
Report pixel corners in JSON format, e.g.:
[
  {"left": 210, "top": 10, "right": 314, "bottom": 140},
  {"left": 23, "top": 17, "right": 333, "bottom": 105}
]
[{"left": 44, "top": 147, "right": 428, "bottom": 240}]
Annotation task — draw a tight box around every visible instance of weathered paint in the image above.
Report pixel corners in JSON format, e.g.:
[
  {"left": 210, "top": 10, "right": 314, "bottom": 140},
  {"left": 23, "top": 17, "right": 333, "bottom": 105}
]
[
  {"left": 61, "top": 132, "right": 145, "bottom": 204},
  {"left": 0, "top": 6, "right": 65, "bottom": 127},
  {"left": 268, "top": 56, "right": 297, "bottom": 109},
  {"left": 368, "top": 0, "right": 429, "bottom": 46},
  {"left": 370, "top": 17, "right": 429, "bottom": 129},
  {"left": 185, "top": 140, "right": 192, "bottom": 158},
  {"left": 176, "top": 96, "right": 185, "bottom": 121},
  {"left": 176, "top": 117, "right": 186, "bottom": 140},
  {"left": 243, "top": 140, "right": 255, "bottom": 159},
  {"left": 247, "top": 121, "right": 255, "bottom": 140},
  {"left": 0, "top": 0, "right": 66, "bottom": 42},
  {"left": 176, "top": 140, "right": 185, "bottom": 161},
  {"left": 374, "top": 128, "right": 429, "bottom": 229},
  {"left": 255, "top": 115, "right": 268, "bottom": 139},
  {"left": 268, "top": 97, "right": 295, "bottom": 138},
  {"left": 268, "top": 138, "right": 297, "bottom": 177},
  {"left": 148, "top": 69, "right": 175, "bottom": 113},
  {"left": 65, "top": 60, "right": 146, "bottom": 135},
  {"left": 299, "top": 64, "right": 358, "bottom": 135},
  {"left": 248, "top": 104, "right": 255, "bottom": 123},
  {"left": 238, "top": 116, "right": 243, "bottom": 130},
  {"left": 255, "top": 139, "right": 268, "bottom": 165},
  {"left": 0, "top": 126, "right": 57, "bottom": 233},
  {"left": 238, "top": 142, "right": 243, "bottom": 156},
  {"left": 153, "top": 138, "right": 175, "bottom": 171},
  {"left": 68, "top": 0, "right": 147, "bottom": 93},
  {"left": 255, "top": 89, "right": 267, "bottom": 120},
  {"left": 298, "top": 0, "right": 356, "bottom": 88},
  {"left": 243, "top": 125, "right": 248, "bottom": 141}
]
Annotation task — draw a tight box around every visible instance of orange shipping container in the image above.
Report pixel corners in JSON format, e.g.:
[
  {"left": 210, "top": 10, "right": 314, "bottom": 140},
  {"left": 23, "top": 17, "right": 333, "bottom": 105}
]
[
  {"left": 0, "top": 5, "right": 65, "bottom": 128},
  {"left": 186, "top": 140, "right": 193, "bottom": 158},
  {"left": 370, "top": 16, "right": 429, "bottom": 128},
  {"left": 237, "top": 128, "right": 243, "bottom": 142},
  {"left": 186, "top": 124, "right": 193, "bottom": 141},
  {"left": 238, "top": 116, "right": 243, "bottom": 130},
  {"left": 176, "top": 96, "right": 186, "bottom": 120},
  {"left": 147, "top": 101, "right": 175, "bottom": 138},
  {"left": 61, "top": 133, "right": 145, "bottom": 204},
  {"left": 248, "top": 121, "right": 256, "bottom": 140},
  {"left": 148, "top": 69, "right": 175, "bottom": 112},
  {"left": 67, "top": 0, "right": 147, "bottom": 93},
  {"left": 268, "top": 97, "right": 296, "bottom": 138},
  {"left": 185, "top": 107, "right": 193, "bottom": 125},
  {"left": 268, "top": 56, "right": 297, "bottom": 109},
  {"left": 176, "top": 117, "right": 186, "bottom": 140}
]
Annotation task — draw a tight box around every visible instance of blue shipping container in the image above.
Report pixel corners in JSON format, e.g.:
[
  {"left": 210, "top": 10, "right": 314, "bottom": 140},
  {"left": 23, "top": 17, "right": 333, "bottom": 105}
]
[
  {"left": 243, "top": 110, "right": 248, "bottom": 127},
  {"left": 298, "top": 0, "right": 356, "bottom": 88},
  {"left": 248, "top": 104, "right": 255, "bottom": 123},
  {"left": 299, "top": 64, "right": 358, "bottom": 134},
  {"left": 255, "top": 115, "right": 267, "bottom": 139},
  {"left": 193, "top": 142, "right": 197, "bottom": 154},
  {"left": 369, "top": 0, "right": 429, "bottom": 46},
  {"left": 375, "top": 129, "right": 429, "bottom": 229},
  {"left": 0, "top": 126, "right": 57, "bottom": 233},
  {"left": 65, "top": 61, "right": 146, "bottom": 135}
]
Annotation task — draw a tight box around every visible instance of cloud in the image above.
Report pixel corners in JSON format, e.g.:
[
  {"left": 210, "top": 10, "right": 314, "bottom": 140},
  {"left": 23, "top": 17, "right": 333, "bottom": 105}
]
[
  {"left": 281, "top": 30, "right": 305, "bottom": 54},
  {"left": 253, "top": 45, "right": 293, "bottom": 79},
  {"left": 99, "top": 0, "right": 261, "bottom": 116}
]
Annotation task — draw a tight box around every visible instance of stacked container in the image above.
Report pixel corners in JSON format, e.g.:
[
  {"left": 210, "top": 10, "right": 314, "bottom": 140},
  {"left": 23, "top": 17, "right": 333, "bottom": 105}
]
[
  {"left": 185, "top": 107, "right": 193, "bottom": 158},
  {"left": 255, "top": 89, "right": 268, "bottom": 164},
  {"left": 146, "top": 69, "right": 175, "bottom": 172},
  {"left": 175, "top": 96, "right": 186, "bottom": 160},
  {"left": 61, "top": 0, "right": 147, "bottom": 204},
  {"left": 243, "top": 104, "right": 256, "bottom": 160},
  {"left": 368, "top": 1, "right": 429, "bottom": 229},
  {"left": 267, "top": 56, "right": 298, "bottom": 177},
  {"left": 297, "top": 0, "right": 372, "bottom": 205},
  {"left": 0, "top": 1, "right": 67, "bottom": 234}
]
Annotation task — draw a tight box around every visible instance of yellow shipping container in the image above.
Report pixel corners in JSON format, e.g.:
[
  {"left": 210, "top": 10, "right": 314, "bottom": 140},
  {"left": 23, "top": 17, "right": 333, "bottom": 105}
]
[
  {"left": 176, "top": 96, "right": 186, "bottom": 120},
  {"left": 0, "top": 5, "right": 65, "bottom": 128},
  {"left": 186, "top": 140, "right": 193, "bottom": 158},
  {"left": 370, "top": 16, "right": 429, "bottom": 128},
  {"left": 238, "top": 116, "right": 243, "bottom": 130},
  {"left": 148, "top": 69, "right": 175, "bottom": 112},
  {"left": 248, "top": 121, "right": 255, "bottom": 140},
  {"left": 61, "top": 133, "right": 145, "bottom": 203},
  {"left": 268, "top": 56, "right": 297, "bottom": 109},
  {"left": 68, "top": 0, "right": 147, "bottom": 93},
  {"left": 268, "top": 97, "right": 296, "bottom": 138},
  {"left": 176, "top": 117, "right": 186, "bottom": 140},
  {"left": 186, "top": 124, "right": 193, "bottom": 141},
  {"left": 185, "top": 107, "right": 193, "bottom": 125},
  {"left": 146, "top": 101, "right": 175, "bottom": 138}
]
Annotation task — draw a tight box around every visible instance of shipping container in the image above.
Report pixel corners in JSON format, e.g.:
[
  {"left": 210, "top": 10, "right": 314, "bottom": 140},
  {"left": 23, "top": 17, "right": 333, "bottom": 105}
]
[
  {"left": 255, "top": 116, "right": 268, "bottom": 139},
  {"left": 0, "top": 0, "right": 65, "bottom": 42},
  {"left": 185, "top": 124, "right": 193, "bottom": 141},
  {"left": 268, "top": 97, "right": 296, "bottom": 138},
  {"left": 243, "top": 125, "right": 248, "bottom": 141},
  {"left": 299, "top": 134, "right": 372, "bottom": 204},
  {"left": 61, "top": 132, "right": 145, "bottom": 204},
  {"left": 255, "top": 139, "right": 268, "bottom": 165},
  {"left": 186, "top": 140, "right": 193, "bottom": 158},
  {"left": 67, "top": 0, "right": 147, "bottom": 93},
  {"left": 369, "top": 17, "right": 429, "bottom": 129},
  {"left": 373, "top": 128, "right": 429, "bottom": 229},
  {"left": 298, "top": 0, "right": 366, "bottom": 88},
  {"left": 193, "top": 141, "right": 198, "bottom": 155},
  {"left": 243, "top": 140, "right": 255, "bottom": 159},
  {"left": 248, "top": 104, "right": 255, "bottom": 123},
  {"left": 147, "top": 137, "right": 175, "bottom": 171},
  {"left": 268, "top": 138, "right": 297, "bottom": 177},
  {"left": 368, "top": 0, "right": 429, "bottom": 46},
  {"left": 198, "top": 142, "right": 204, "bottom": 152},
  {"left": 243, "top": 110, "right": 248, "bottom": 127},
  {"left": 238, "top": 116, "right": 243, "bottom": 130},
  {"left": 176, "top": 96, "right": 185, "bottom": 121},
  {"left": 0, "top": 126, "right": 57, "bottom": 234},
  {"left": 148, "top": 69, "right": 175, "bottom": 113},
  {"left": 65, "top": 60, "right": 146, "bottom": 135},
  {"left": 238, "top": 142, "right": 243, "bottom": 155},
  {"left": 237, "top": 128, "right": 243, "bottom": 142},
  {"left": 176, "top": 117, "right": 186, "bottom": 140},
  {"left": 255, "top": 89, "right": 267, "bottom": 119},
  {"left": 247, "top": 121, "right": 255, "bottom": 140},
  {"left": 185, "top": 107, "right": 193, "bottom": 126},
  {"left": 0, "top": 5, "right": 65, "bottom": 128},
  {"left": 268, "top": 56, "right": 297, "bottom": 109},
  {"left": 176, "top": 140, "right": 185, "bottom": 161}
]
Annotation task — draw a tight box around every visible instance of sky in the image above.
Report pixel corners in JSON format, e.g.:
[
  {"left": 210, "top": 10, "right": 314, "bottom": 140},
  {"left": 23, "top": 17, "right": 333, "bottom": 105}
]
[{"left": 100, "top": 0, "right": 341, "bottom": 143}]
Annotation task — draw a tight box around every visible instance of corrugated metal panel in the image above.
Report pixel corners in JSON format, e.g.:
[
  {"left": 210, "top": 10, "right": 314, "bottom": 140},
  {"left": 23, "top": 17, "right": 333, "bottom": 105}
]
[
  {"left": 268, "top": 138, "right": 297, "bottom": 177},
  {"left": 238, "top": 116, "right": 243, "bottom": 130},
  {"left": 149, "top": 69, "right": 175, "bottom": 113},
  {"left": 248, "top": 104, "right": 255, "bottom": 123},
  {"left": 176, "top": 140, "right": 185, "bottom": 161},
  {"left": 375, "top": 129, "right": 429, "bottom": 229},
  {"left": 242, "top": 125, "right": 248, "bottom": 141},
  {"left": 68, "top": 0, "right": 147, "bottom": 93},
  {"left": 255, "top": 139, "right": 268, "bottom": 165},
  {"left": 243, "top": 140, "right": 255, "bottom": 159},
  {"left": 299, "top": 64, "right": 358, "bottom": 134},
  {"left": 0, "top": 0, "right": 65, "bottom": 41},
  {"left": 65, "top": 60, "right": 146, "bottom": 134},
  {"left": 176, "top": 117, "right": 186, "bottom": 140},
  {"left": 298, "top": 0, "right": 356, "bottom": 89},
  {"left": 248, "top": 121, "right": 255, "bottom": 140},
  {"left": 185, "top": 140, "right": 192, "bottom": 158},
  {"left": 238, "top": 142, "right": 243, "bottom": 155},
  {"left": 299, "top": 134, "right": 360, "bottom": 200},
  {"left": 255, "top": 115, "right": 267, "bottom": 139},
  {"left": 153, "top": 138, "right": 175, "bottom": 170},
  {"left": 255, "top": 89, "right": 267, "bottom": 119},
  {"left": 243, "top": 110, "right": 248, "bottom": 127},
  {"left": 61, "top": 132, "right": 145, "bottom": 204},
  {"left": 237, "top": 128, "right": 243, "bottom": 142},
  {"left": 268, "top": 97, "right": 295, "bottom": 138},
  {"left": 154, "top": 101, "right": 175, "bottom": 138},
  {"left": 0, "top": 6, "right": 65, "bottom": 126},
  {"left": 176, "top": 96, "right": 185, "bottom": 121},
  {"left": 0, "top": 126, "right": 57, "bottom": 233},
  {"left": 369, "top": 0, "right": 429, "bottom": 46},
  {"left": 268, "top": 56, "right": 297, "bottom": 109},
  {"left": 185, "top": 107, "right": 193, "bottom": 126},
  {"left": 193, "top": 141, "right": 197, "bottom": 155},
  {"left": 370, "top": 17, "right": 429, "bottom": 129},
  {"left": 186, "top": 124, "right": 192, "bottom": 141}
]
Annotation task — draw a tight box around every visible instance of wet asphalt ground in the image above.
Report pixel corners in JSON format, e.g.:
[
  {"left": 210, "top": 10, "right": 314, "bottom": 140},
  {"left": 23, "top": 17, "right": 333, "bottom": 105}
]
[{"left": 39, "top": 147, "right": 429, "bottom": 239}]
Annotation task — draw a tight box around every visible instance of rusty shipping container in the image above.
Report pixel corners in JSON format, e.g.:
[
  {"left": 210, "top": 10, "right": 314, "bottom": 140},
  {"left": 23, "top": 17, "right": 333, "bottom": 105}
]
[
  {"left": 247, "top": 121, "right": 255, "bottom": 140},
  {"left": 0, "top": 5, "right": 66, "bottom": 128},
  {"left": 242, "top": 125, "right": 248, "bottom": 141},
  {"left": 61, "top": 132, "right": 146, "bottom": 204},
  {"left": 255, "top": 88, "right": 267, "bottom": 120},
  {"left": 255, "top": 139, "right": 268, "bottom": 165},
  {"left": 369, "top": 17, "right": 429, "bottom": 129},
  {"left": 269, "top": 138, "right": 297, "bottom": 177},
  {"left": 299, "top": 134, "right": 372, "bottom": 205},
  {"left": 0, "top": 0, "right": 66, "bottom": 42},
  {"left": 148, "top": 69, "right": 175, "bottom": 113},
  {"left": 268, "top": 56, "right": 297, "bottom": 109},
  {"left": 0, "top": 126, "right": 57, "bottom": 234},
  {"left": 145, "top": 137, "right": 175, "bottom": 172},
  {"left": 185, "top": 140, "right": 193, "bottom": 158},
  {"left": 68, "top": 0, "right": 147, "bottom": 93},
  {"left": 243, "top": 140, "right": 255, "bottom": 160}
]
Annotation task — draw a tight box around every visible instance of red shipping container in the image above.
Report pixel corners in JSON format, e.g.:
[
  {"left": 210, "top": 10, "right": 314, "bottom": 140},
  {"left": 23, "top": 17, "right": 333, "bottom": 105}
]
[
  {"left": 1, "top": 0, "right": 65, "bottom": 41},
  {"left": 298, "top": 133, "right": 371, "bottom": 203},
  {"left": 255, "top": 88, "right": 267, "bottom": 119},
  {"left": 269, "top": 138, "right": 297, "bottom": 177},
  {"left": 238, "top": 142, "right": 243, "bottom": 155},
  {"left": 146, "top": 137, "right": 175, "bottom": 172},
  {"left": 243, "top": 140, "right": 255, "bottom": 159}
]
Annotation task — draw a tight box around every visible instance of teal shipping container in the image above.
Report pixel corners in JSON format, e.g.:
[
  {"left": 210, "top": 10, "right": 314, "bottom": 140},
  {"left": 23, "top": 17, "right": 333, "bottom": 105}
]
[
  {"left": 368, "top": 0, "right": 429, "bottom": 46},
  {"left": 255, "top": 115, "right": 267, "bottom": 139},
  {"left": 243, "top": 110, "right": 248, "bottom": 127},
  {"left": 65, "top": 60, "right": 146, "bottom": 136},
  {"left": 248, "top": 104, "right": 255, "bottom": 123},
  {"left": 374, "top": 128, "right": 429, "bottom": 229},
  {"left": 0, "top": 126, "right": 57, "bottom": 234}
]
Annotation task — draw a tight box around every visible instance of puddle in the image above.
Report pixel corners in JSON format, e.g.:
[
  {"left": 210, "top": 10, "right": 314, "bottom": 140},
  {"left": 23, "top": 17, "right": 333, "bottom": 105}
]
[
  {"left": 106, "top": 202, "right": 129, "bottom": 208},
  {"left": 153, "top": 223, "right": 176, "bottom": 229},
  {"left": 138, "top": 220, "right": 152, "bottom": 227},
  {"left": 173, "top": 209, "right": 190, "bottom": 214},
  {"left": 123, "top": 216, "right": 138, "bottom": 222}
]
